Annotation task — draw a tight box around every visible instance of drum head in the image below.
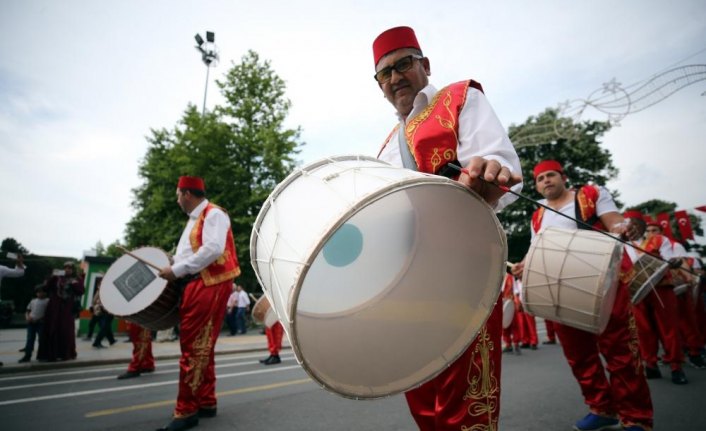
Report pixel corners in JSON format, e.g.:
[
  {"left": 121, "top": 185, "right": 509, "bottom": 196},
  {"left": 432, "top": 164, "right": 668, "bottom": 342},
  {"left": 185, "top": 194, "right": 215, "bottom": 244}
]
[
  {"left": 291, "top": 180, "right": 506, "bottom": 398},
  {"left": 100, "top": 247, "right": 170, "bottom": 317},
  {"left": 630, "top": 255, "right": 668, "bottom": 304},
  {"left": 502, "top": 299, "right": 515, "bottom": 329}
]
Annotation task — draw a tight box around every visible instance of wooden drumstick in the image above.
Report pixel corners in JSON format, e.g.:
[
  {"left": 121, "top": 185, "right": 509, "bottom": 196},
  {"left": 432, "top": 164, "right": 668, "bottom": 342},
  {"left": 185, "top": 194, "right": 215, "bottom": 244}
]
[{"left": 117, "top": 246, "right": 162, "bottom": 271}]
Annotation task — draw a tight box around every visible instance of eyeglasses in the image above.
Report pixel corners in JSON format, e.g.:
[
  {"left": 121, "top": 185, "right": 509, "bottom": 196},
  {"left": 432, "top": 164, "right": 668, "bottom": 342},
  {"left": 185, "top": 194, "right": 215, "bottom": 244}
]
[{"left": 374, "top": 55, "right": 424, "bottom": 83}]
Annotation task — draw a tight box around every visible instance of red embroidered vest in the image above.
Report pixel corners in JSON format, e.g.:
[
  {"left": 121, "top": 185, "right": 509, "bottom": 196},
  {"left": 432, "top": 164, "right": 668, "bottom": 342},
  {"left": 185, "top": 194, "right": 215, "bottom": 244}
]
[
  {"left": 189, "top": 203, "right": 241, "bottom": 286},
  {"left": 378, "top": 80, "right": 484, "bottom": 175}
]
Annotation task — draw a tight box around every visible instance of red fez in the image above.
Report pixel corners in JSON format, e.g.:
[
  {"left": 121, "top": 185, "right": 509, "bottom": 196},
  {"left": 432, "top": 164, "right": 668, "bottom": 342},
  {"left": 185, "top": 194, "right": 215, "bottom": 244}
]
[
  {"left": 372, "top": 26, "right": 421, "bottom": 65},
  {"left": 623, "top": 210, "right": 644, "bottom": 220},
  {"left": 533, "top": 160, "right": 564, "bottom": 179},
  {"left": 177, "top": 176, "right": 205, "bottom": 191}
]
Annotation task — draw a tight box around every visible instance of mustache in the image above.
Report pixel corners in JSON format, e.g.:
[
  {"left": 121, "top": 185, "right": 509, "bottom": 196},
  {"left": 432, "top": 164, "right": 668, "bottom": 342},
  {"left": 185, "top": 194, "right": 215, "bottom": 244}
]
[{"left": 390, "top": 80, "right": 411, "bottom": 93}]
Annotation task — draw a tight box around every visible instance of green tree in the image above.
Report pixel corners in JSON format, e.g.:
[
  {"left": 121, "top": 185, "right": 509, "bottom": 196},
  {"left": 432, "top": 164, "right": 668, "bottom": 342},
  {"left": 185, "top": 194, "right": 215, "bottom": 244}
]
[
  {"left": 126, "top": 50, "right": 303, "bottom": 291},
  {"left": 0, "top": 238, "right": 30, "bottom": 255},
  {"left": 499, "top": 109, "right": 617, "bottom": 262}
]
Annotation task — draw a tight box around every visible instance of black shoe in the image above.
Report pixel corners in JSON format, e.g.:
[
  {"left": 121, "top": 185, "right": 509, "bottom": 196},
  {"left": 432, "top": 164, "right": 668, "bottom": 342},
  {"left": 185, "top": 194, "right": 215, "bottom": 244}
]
[
  {"left": 688, "top": 354, "right": 706, "bottom": 369},
  {"left": 530, "top": 344, "right": 538, "bottom": 350},
  {"left": 18, "top": 356, "right": 30, "bottom": 363},
  {"left": 198, "top": 407, "right": 217, "bottom": 418},
  {"left": 19, "top": 347, "right": 26, "bottom": 352},
  {"left": 502, "top": 347, "right": 513, "bottom": 354},
  {"left": 542, "top": 340, "right": 556, "bottom": 345},
  {"left": 92, "top": 344, "right": 105, "bottom": 349},
  {"left": 117, "top": 371, "right": 141, "bottom": 380},
  {"left": 259, "top": 355, "right": 273, "bottom": 363},
  {"left": 263, "top": 355, "right": 281, "bottom": 365},
  {"left": 520, "top": 343, "right": 530, "bottom": 349},
  {"left": 645, "top": 366, "right": 662, "bottom": 379},
  {"left": 156, "top": 415, "right": 199, "bottom": 431},
  {"left": 671, "top": 369, "right": 688, "bottom": 385},
  {"left": 109, "top": 339, "right": 117, "bottom": 346}
]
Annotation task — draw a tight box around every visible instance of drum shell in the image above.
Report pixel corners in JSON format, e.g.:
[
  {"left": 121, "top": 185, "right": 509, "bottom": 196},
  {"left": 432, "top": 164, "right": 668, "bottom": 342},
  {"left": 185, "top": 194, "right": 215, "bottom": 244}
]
[
  {"left": 250, "top": 155, "right": 507, "bottom": 398},
  {"left": 521, "top": 227, "right": 623, "bottom": 334}
]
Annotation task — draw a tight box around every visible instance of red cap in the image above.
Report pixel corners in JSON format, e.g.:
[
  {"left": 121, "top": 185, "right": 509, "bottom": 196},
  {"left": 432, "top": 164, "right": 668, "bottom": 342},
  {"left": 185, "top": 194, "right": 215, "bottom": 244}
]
[
  {"left": 372, "top": 26, "right": 421, "bottom": 66},
  {"left": 533, "top": 160, "right": 563, "bottom": 179},
  {"left": 177, "top": 176, "right": 205, "bottom": 191},
  {"left": 644, "top": 215, "right": 660, "bottom": 227},
  {"left": 623, "top": 210, "right": 644, "bottom": 220}
]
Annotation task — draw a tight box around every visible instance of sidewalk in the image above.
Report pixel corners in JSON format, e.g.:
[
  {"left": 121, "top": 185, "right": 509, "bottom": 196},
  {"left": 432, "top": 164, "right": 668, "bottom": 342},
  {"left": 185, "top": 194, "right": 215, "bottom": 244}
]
[{"left": 0, "top": 327, "right": 286, "bottom": 374}]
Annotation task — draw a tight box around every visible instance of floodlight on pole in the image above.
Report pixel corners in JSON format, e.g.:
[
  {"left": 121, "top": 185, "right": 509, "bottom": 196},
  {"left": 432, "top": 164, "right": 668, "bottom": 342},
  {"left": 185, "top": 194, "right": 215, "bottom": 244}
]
[{"left": 194, "top": 31, "right": 219, "bottom": 115}]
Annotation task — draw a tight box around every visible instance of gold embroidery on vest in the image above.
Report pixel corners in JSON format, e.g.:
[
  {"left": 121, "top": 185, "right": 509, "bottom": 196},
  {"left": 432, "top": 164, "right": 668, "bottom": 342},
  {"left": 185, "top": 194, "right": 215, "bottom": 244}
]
[
  {"left": 462, "top": 326, "right": 499, "bottom": 431},
  {"left": 186, "top": 319, "right": 215, "bottom": 394},
  {"left": 405, "top": 87, "right": 450, "bottom": 159}
]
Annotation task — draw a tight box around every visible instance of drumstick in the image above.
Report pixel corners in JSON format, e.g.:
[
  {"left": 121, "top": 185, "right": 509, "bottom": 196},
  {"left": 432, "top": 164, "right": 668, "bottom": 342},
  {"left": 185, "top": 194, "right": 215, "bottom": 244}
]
[
  {"left": 506, "top": 261, "right": 515, "bottom": 269},
  {"left": 445, "top": 163, "right": 698, "bottom": 275},
  {"left": 117, "top": 246, "right": 162, "bottom": 271}
]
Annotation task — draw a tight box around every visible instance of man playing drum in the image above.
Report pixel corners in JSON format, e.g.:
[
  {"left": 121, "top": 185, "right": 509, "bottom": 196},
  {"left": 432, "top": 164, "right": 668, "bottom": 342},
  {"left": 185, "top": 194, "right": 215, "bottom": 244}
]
[
  {"left": 156, "top": 176, "right": 241, "bottom": 431},
  {"left": 512, "top": 161, "right": 652, "bottom": 431},
  {"left": 372, "top": 26, "right": 522, "bottom": 430},
  {"left": 625, "top": 215, "right": 693, "bottom": 382}
]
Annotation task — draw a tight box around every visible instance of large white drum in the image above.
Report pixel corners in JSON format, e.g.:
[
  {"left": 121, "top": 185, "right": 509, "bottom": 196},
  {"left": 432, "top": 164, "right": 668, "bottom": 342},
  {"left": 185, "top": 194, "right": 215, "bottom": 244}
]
[
  {"left": 250, "top": 155, "right": 507, "bottom": 399},
  {"left": 521, "top": 227, "right": 623, "bottom": 334},
  {"left": 100, "top": 247, "right": 179, "bottom": 331}
]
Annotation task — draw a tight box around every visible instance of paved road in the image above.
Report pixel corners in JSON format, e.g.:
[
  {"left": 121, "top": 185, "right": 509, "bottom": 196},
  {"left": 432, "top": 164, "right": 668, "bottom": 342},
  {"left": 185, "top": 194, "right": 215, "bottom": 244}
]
[{"left": 1, "top": 340, "right": 704, "bottom": 430}]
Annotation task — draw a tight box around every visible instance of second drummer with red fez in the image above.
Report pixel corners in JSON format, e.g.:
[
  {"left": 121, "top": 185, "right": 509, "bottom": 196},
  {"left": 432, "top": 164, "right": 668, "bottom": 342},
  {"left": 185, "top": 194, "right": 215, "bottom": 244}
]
[
  {"left": 625, "top": 215, "right": 691, "bottom": 384},
  {"left": 156, "top": 175, "right": 241, "bottom": 431},
  {"left": 512, "top": 161, "right": 653, "bottom": 431},
  {"left": 372, "top": 26, "right": 522, "bottom": 430}
]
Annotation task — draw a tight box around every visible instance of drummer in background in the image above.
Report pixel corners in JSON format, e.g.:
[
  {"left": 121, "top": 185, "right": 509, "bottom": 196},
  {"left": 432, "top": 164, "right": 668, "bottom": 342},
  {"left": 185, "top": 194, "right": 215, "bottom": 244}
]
[
  {"left": 625, "top": 214, "right": 689, "bottom": 384},
  {"left": 673, "top": 249, "right": 706, "bottom": 370},
  {"left": 259, "top": 320, "right": 284, "bottom": 365},
  {"left": 372, "top": 26, "right": 522, "bottom": 430},
  {"left": 501, "top": 272, "right": 523, "bottom": 355},
  {"left": 512, "top": 161, "right": 653, "bottom": 431},
  {"left": 515, "top": 277, "right": 539, "bottom": 350},
  {"left": 116, "top": 322, "right": 155, "bottom": 379},
  {"left": 156, "top": 176, "right": 241, "bottom": 431}
]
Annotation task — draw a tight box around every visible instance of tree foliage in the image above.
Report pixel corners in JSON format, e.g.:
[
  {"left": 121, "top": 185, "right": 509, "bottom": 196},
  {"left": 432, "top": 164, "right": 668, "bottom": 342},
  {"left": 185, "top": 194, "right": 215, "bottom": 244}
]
[
  {"left": 125, "top": 50, "right": 303, "bottom": 290},
  {"left": 499, "top": 109, "right": 617, "bottom": 262}
]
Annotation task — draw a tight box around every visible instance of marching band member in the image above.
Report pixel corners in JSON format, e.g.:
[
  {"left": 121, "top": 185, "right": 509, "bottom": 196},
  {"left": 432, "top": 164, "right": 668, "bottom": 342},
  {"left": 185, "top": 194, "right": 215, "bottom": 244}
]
[
  {"left": 502, "top": 272, "right": 523, "bottom": 355},
  {"left": 372, "top": 26, "right": 522, "bottom": 430},
  {"left": 117, "top": 322, "right": 155, "bottom": 379},
  {"left": 512, "top": 161, "right": 652, "bottom": 431},
  {"left": 156, "top": 176, "right": 241, "bottom": 431},
  {"left": 626, "top": 216, "right": 689, "bottom": 385}
]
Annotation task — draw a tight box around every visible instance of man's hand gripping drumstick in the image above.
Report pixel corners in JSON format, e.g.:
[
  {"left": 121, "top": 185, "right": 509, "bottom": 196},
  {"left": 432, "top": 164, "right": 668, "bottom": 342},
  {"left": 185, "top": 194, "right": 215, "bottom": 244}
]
[
  {"left": 456, "top": 156, "right": 522, "bottom": 207},
  {"left": 118, "top": 246, "right": 177, "bottom": 281}
]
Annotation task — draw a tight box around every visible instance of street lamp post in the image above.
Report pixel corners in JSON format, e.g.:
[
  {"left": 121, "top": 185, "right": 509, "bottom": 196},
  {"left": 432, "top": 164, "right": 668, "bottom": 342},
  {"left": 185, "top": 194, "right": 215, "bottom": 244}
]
[{"left": 194, "top": 31, "right": 219, "bottom": 116}]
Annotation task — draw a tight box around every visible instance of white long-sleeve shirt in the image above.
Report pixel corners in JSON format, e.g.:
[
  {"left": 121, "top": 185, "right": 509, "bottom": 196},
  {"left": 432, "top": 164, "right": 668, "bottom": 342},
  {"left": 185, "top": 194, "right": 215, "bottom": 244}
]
[
  {"left": 172, "top": 199, "right": 231, "bottom": 279},
  {"left": 378, "top": 83, "right": 523, "bottom": 212}
]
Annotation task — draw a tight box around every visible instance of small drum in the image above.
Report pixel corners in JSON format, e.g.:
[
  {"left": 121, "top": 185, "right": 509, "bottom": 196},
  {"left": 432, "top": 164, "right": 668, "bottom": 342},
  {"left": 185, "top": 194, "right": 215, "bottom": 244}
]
[
  {"left": 251, "top": 155, "right": 507, "bottom": 399},
  {"left": 673, "top": 283, "right": 689, "bottom": 296},
  {"left": 628, "top": 253, "right": 669, "bottom": 304},
  {"left": 502, "top": 298, "right": 515, "bottom": 329},
  {"left": 251, "top": 295, "right": 278, "bottom": 328},
  {"left": 100, "top": 247, "right": 179, "bottom": 331},
  {"left": 521, "top": 227, "right": 623, "bottom": 334}
]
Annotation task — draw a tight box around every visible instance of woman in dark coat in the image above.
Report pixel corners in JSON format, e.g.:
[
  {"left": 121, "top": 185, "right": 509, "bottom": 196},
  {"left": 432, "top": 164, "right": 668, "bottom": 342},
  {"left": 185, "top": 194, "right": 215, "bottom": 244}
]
[{"left": 37, "top": 261, "right": 84, "bottom": 361}]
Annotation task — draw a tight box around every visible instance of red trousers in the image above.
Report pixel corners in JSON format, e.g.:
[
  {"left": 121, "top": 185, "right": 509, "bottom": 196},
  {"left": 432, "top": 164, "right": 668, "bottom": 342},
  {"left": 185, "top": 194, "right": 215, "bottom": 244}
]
[
  {"left": 545, "top": 319, "right": 557, "bottom": 342},
  {"left": 519, "top": 311, "right": 538, "bottom": 345},
  {"left": 127, "top": 323, "right": 154, "bottom": 373},
  {"left": 502, "top": 307, "right": 523, "bottom": 347},
  {"left": 405, "top": 295, "right": 502, "bottom": 431},
  {"left": 266, "top": 322, "right": 284, "bottom": 356},
  {"left": 633, "top": 286, "right": 683, "bottom": 370},
  {"left": 174, "top": 278, "right": 232, "bottom": 418},
  {"left": 554, "top": 281, "right": 653, "bottom": 429},
  {"left": 676, "top": 292, "right": 704, "bottom": 356}
]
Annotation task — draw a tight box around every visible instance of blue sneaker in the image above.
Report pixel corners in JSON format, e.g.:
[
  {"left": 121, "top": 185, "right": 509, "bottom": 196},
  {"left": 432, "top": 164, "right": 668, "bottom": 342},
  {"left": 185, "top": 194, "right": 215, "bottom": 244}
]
[{"left": 573, "top": 413, "right": 621, "bottom": 431}]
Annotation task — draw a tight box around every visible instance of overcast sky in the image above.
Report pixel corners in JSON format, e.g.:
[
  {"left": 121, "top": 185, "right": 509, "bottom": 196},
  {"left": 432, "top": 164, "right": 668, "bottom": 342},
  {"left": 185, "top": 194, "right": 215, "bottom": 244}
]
[{"left": 1, "top": 0, "right": 705, "bottom": 258}]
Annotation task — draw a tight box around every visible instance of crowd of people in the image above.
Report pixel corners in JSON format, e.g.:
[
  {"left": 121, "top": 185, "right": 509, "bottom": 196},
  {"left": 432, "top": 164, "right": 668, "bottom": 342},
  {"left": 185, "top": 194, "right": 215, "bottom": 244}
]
[{"left": 2, "top": 24, "right": 705, "bottom": 431}]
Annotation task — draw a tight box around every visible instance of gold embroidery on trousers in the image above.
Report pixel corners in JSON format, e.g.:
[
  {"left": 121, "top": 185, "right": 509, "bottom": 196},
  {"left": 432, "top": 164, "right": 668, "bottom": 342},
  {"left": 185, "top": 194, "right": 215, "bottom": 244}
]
[
  {"left": 627, "top": 311, "right": 642, "bottom": 373},
  {"left": 462, "top": 326, "right": 499, "bottom": 431},
  {"left": 185, "top": 319, "right": 215, "bottom": 394}
]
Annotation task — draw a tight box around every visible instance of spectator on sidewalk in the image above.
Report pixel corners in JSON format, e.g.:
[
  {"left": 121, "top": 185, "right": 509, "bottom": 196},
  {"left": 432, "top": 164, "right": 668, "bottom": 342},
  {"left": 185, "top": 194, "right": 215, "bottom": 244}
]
[
  {"left": 234, "top": 284, "right": 250, "bottom": 335},
  {"left": 19, "top": 284, "right": 49, "bottom": 363}
]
